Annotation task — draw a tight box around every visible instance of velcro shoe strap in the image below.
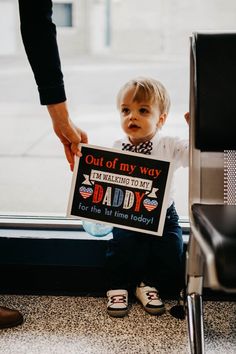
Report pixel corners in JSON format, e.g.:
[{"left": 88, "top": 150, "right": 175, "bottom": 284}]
[
  {"left": 107, "top": 289, "right": 128, "bottom": 297},
  {"left": 140, "top": 286, "right": 158, "bottom": 294},
  {"left": 137, "top": 286, "right": 162, "bottom": 307}
]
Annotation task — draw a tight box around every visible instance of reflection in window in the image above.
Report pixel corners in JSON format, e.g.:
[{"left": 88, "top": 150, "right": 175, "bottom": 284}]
[{"left": 52, "top": 3, "right": 73, "bottom": 27}]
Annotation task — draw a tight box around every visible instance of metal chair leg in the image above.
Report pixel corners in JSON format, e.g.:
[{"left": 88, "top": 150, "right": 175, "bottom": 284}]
[{"left": 187, "top": 292, "right": 204, "bottom": 354}]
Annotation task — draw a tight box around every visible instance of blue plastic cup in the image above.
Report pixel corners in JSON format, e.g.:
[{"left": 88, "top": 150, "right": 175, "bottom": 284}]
[{"left": 82, "top": 220, "right": 113, "bottom": 237}]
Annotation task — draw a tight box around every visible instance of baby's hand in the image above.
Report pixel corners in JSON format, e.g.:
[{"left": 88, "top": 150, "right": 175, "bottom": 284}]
[{"left": 184, "top": 112, "right": 190, "bottom": 124}]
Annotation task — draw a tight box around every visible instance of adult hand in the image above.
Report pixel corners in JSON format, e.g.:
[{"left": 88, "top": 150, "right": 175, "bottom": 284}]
[
  {"left": 47, "top": 101, "right": 88, "bottom": 171},
  {"left": 184, "top": 112, "right": 190, "bottom": 125}
]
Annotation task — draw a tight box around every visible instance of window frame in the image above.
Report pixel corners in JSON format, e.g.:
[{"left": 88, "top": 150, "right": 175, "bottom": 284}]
[{"left": 0, "top": 215, "right": 190, "bottom": 241}]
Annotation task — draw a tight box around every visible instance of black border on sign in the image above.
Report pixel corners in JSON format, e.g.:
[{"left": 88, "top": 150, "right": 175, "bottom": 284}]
[{"left": 67, "top": 144, "right": 173, "bottom": 236}]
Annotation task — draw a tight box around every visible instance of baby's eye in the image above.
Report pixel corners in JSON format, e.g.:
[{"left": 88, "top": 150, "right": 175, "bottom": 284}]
[
  {"left": 139, "top": 108, "right": 149, "bottom": 114},
  {"left": 121, "top": 107, "right": 130, "bottom": 114}
]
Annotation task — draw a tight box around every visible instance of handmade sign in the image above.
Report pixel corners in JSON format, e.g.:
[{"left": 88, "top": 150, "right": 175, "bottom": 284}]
[{"left": 67, "top": 144, "right": 173, "bottom": 236}]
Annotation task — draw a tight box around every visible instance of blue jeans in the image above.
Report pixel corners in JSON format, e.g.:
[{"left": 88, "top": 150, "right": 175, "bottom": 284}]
[{"left": 106, "top": 203, "right": 184, "bottom": 297}]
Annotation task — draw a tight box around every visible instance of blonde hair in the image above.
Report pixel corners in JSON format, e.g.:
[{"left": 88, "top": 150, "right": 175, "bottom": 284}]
[{"left": 117, "top": 77, "right": 171, "bottom": 114}]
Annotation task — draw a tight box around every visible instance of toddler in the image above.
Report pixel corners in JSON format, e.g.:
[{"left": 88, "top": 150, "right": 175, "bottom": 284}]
[{"left": 106, "top": 77, "right": 189, "bottom": 317}]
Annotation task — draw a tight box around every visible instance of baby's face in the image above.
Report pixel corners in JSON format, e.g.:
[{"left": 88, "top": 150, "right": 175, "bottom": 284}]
[{"left": 118, "top": 86, "right": 163, "bottom": 145}]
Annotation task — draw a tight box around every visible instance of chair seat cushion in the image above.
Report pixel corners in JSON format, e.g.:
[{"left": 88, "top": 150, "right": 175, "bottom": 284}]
[{"left": 192, "top": 204, "right": 236, "bottom": 288}]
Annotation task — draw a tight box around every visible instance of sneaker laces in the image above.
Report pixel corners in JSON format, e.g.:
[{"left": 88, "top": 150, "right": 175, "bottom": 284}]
[
  {"left": 109, "top": 294, "right": 127, "bottom": 305},
  {"left": 137, "top": 285, "right": 163, "bottom": 306},
  {"left": 146, "top": 290, "right": 162, "bottom": 306},
  {"left": 146, "top": 290, "right": 160, "bottom": 301},
  {"left": 107, "top": 290, "right": 128, "bottom": 309}
]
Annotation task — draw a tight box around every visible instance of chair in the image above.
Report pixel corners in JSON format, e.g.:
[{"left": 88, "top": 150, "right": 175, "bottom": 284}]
[{"left": 186, "top": 32, "right": 236, "bottom": 354}]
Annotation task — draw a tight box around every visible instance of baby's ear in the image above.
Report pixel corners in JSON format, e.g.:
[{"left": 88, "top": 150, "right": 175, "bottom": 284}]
[{"left": 157, "top": 113, "right": 167, "bottom": 129}]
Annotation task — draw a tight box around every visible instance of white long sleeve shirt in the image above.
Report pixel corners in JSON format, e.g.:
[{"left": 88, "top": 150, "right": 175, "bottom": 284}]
[{"left": 113, "top": 133, "right": 189, "bottom": 207}]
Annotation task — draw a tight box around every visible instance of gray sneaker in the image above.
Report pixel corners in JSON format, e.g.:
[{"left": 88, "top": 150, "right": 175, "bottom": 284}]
[
  {"left": 107, "top": 289, "right": 129, "bottom": 318},
  {"left": 135, "top": 283, "right": 165, "bottom": 315}
]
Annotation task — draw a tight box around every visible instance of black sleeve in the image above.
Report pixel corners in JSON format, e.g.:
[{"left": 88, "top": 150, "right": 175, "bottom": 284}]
[{"left": 18, "top": 0, "right": 66, "bottom": 105}]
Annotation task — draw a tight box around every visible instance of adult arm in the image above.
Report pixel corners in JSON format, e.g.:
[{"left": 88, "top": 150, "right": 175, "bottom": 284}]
[{"left": 18, "top": 0, "right": 88, "bottom": 170}]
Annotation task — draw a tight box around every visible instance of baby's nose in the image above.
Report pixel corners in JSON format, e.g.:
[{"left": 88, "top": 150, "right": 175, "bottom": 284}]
[{"left": 129, "top": 112, "right": 137, "bottom": 119}]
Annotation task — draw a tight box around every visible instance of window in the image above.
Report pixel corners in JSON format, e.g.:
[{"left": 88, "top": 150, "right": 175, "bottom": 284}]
[
  {"left": 52, "top": 2, "right": 73, "bottom": 27},
  {"left": 1, "top": 0, "right": 236, "bottom": 225}
]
